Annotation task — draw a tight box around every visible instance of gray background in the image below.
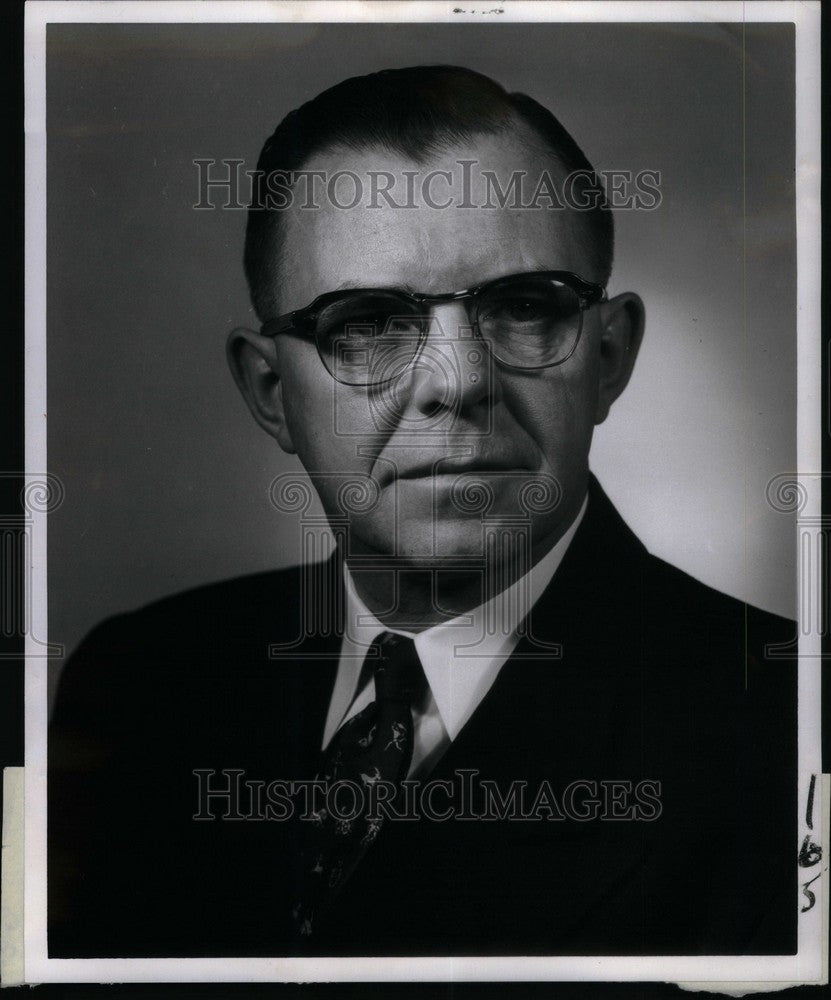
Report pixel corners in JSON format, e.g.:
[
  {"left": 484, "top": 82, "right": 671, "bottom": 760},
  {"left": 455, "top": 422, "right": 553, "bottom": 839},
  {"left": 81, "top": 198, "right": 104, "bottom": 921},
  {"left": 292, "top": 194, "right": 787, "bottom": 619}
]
[{"left": 46, "top": 21, "right": 796, "bottom": 677}]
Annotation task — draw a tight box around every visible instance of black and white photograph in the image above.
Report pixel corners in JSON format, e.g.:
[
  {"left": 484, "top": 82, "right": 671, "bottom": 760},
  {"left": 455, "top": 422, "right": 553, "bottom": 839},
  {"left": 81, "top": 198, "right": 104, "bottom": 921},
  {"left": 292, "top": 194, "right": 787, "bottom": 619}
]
[{"left": 12, "top": 0, "right": 824, "bottom": 988}]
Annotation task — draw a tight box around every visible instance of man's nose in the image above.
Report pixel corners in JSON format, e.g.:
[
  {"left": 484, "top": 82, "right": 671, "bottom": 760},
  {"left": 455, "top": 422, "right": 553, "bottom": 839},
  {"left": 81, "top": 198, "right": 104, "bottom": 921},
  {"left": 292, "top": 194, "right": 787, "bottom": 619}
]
[{"left": 405, "top": 301, "right": 496, "bottom": 421}]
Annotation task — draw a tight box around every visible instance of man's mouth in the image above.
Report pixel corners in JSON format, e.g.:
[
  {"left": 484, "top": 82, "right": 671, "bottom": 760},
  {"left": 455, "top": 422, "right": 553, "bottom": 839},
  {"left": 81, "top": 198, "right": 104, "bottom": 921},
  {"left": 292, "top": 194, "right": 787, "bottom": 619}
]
[{"left": 394, "top": 458, "right": 531, "bottom": 481}]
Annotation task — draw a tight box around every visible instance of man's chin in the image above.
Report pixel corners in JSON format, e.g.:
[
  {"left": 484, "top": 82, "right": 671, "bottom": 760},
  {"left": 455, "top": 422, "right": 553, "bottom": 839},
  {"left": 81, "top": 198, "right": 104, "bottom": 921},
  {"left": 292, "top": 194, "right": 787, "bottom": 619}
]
[
  {"left": 350, "top": 516, "right": 537, "bottom": 569},
  {"left": 399, "top": 519, "right": 491, "bottom": 565},
  {"left": 340, "top": 475, "right": 568, "bottom": 568}
]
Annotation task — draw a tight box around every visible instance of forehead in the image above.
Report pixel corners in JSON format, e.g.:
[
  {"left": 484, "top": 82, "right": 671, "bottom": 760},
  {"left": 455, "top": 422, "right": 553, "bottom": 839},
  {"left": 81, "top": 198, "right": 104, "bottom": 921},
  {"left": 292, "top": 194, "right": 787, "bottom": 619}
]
[{"left": 276, "top": 131, "right": 598, "bottom": 308}]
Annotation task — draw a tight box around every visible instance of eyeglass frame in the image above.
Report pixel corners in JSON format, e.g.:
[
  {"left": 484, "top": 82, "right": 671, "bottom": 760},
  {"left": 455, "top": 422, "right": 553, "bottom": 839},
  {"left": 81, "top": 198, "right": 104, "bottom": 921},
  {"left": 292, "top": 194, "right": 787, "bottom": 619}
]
[{"left": 259, "top": 269, "right": 608, "bottom": 384}]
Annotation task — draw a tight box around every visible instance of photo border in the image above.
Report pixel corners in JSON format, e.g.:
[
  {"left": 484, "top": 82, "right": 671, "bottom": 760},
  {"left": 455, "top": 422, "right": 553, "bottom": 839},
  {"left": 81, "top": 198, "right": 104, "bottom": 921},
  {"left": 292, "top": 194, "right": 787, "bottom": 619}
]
[{"left": 22, "top": 0, "right": 824, "bottom": 985}]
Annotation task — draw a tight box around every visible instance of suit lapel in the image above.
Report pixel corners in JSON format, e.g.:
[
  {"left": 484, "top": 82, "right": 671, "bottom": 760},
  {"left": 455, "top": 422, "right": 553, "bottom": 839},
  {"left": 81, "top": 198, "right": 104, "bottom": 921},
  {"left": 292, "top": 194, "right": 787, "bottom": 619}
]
[{"left": 266, "top": 556, "right": 343, "bottom": 776}]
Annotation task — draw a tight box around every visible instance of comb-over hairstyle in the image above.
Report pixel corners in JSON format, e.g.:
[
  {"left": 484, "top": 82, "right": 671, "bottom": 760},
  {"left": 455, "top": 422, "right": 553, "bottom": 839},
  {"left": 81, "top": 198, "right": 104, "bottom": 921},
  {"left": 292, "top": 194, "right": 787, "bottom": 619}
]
[{"left": 245, "top": 65, "right": 614, "bottom": 320}]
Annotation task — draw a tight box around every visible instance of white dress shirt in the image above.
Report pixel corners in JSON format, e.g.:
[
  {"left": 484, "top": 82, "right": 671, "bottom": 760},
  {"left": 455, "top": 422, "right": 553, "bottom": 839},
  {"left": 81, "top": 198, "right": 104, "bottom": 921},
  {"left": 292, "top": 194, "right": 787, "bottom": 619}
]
[{"left": 322, "top": 495, "right": 588, "bottom": 778}]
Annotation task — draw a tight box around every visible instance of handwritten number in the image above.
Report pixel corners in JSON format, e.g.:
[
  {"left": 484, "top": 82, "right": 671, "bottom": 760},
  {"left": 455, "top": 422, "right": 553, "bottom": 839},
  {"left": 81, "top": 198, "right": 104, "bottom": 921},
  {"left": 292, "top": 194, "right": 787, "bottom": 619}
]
[
  {"left": 801, "top": 872, "right": 822, "bottom": 913},
  {"left": 806, "top": 773, "right": 816, "bottom": 830},
  {"left": 798, "top": 833, "right": 822, "bottom": 867}
]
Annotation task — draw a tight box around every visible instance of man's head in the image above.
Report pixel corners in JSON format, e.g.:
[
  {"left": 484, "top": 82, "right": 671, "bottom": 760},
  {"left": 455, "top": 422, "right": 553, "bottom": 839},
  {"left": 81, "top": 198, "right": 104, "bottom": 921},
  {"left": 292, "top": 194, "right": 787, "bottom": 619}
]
[
  {"left": 242, "top": 66, "right": 615, "bottom": 322},
  {"left": 228, "top": 65, "right": 644, "bottom": 579}
]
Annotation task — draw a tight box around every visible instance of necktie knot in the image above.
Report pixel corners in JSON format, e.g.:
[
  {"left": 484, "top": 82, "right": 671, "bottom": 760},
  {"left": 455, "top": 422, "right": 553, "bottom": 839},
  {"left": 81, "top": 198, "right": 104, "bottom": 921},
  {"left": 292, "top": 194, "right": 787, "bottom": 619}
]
[{"left": 373, "top": 632, "right": 423, "bottom": 705}]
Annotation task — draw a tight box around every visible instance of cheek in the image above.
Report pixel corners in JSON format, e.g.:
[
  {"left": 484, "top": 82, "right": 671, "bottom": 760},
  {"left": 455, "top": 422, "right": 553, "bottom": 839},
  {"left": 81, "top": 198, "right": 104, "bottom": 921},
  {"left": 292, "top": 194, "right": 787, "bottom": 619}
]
[
  {"left": 277, "top": 344, "right": 379, "bottom": 478},
  {"left": 503, "top": 351, "right": 601, "bottom": 460}
]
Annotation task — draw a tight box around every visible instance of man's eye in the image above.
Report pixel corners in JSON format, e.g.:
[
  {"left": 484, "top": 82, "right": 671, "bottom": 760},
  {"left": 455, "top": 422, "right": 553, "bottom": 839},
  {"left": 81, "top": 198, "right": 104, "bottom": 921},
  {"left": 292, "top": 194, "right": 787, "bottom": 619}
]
[
  {"left": 336, "top": 314, "right": 420, "bottom": 337},
  {"left": 319, "top": 308, "right": 422, "bottom": 342},
  {"left": 342, "top": 313, "right": 391, "bottom": 335},
  {"left": 491, "top": 297, "right": 551, "bottom": 324},
  {"left": 386, "top": 317, "right": 423, "bottom": 335},
  {"left": 319, "top": 313, "right": 386, "bottom": 340}
]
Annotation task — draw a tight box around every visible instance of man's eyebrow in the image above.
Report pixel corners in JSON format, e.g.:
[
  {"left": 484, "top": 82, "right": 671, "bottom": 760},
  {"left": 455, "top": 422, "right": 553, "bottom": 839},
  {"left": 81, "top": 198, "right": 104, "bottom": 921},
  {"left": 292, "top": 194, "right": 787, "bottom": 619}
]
[{"left": 332, "top": 279, "right": 420, "bottom": 294}]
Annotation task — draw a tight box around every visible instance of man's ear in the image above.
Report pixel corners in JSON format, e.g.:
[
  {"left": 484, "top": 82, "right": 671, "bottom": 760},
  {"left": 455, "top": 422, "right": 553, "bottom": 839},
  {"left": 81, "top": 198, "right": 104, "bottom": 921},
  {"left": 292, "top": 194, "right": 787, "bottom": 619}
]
[
  {"left": 226, "top": 327, "right": 297, "bottom": 454},
  {"left": 593, "top": 292, "right": 645, "bottom": 424}
]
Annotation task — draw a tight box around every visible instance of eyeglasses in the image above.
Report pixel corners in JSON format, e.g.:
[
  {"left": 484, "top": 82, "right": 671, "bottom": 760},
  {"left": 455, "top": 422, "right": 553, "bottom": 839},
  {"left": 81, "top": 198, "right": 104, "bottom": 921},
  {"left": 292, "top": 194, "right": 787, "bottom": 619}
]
[{"left": 260, "top": 270, "right": 607, "bottom": 387}]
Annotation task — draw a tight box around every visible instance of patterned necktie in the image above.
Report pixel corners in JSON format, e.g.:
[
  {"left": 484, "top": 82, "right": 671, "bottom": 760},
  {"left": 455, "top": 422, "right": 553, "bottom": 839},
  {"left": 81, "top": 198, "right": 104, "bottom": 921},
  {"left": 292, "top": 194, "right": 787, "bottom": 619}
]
[{"left": 292, "top": 632, "right": 424, "bottom": 939}]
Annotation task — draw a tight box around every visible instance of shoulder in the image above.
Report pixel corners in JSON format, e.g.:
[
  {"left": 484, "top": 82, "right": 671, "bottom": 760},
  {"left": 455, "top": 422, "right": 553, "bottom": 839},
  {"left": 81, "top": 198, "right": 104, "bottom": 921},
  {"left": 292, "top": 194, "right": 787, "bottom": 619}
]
[
  {"left": 50, "top": 562, "right": 333, "bottom": 729},
  {"left": 70, "top": 562, "right": 315, "bottom": 658},
  {"left": 631, "top": 551, "right": 797, "bottom": 774},
  {"left": 576, "top": 477, "right": 797, "bottom": 728},
  {"left": 584, "top": 475, "right": 795, "bottom": 654},
  {"left": 643, "top": 549, "right": 794, "bottom": 648}
]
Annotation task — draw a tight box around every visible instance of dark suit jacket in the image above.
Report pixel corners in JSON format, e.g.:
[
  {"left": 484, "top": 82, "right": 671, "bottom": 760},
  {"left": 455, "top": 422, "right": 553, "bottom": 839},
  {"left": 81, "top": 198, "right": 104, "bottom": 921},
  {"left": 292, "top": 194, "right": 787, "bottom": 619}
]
[{"left": 48, "top": 477, "right": 797, "bottom": 957}]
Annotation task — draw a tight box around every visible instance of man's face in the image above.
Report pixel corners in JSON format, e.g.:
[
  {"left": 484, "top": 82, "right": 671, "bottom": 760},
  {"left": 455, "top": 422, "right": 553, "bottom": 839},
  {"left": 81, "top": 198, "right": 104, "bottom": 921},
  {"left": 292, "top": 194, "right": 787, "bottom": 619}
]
[{"left": 234, "top": 131, "right": 639, "bottom": 568}]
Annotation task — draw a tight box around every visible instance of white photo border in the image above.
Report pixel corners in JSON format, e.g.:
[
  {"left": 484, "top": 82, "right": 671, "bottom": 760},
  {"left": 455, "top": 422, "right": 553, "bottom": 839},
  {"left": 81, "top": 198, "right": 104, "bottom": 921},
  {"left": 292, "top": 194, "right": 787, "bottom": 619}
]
[{"left": 23, "top": 0, "right": 823, "bottom": 985}]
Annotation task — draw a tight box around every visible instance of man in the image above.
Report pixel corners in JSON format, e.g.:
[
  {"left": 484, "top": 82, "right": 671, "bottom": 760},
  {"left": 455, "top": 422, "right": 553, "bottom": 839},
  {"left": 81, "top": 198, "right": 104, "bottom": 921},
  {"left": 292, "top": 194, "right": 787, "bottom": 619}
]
[{"left": 49, "top": 66, "right": 796, "bottom": 958}]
